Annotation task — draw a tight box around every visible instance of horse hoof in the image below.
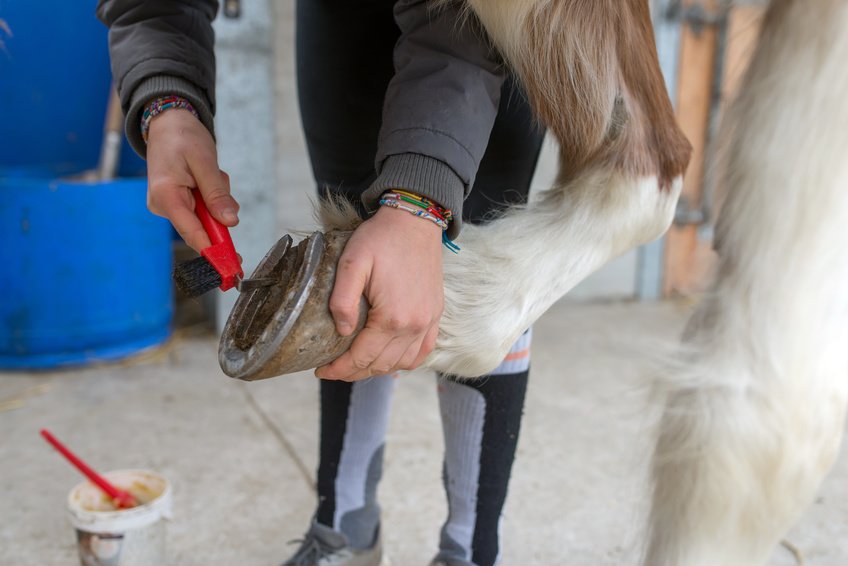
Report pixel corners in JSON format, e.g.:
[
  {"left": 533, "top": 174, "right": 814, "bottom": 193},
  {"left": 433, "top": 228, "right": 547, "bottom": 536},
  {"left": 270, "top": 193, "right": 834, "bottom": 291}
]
[{"left": 218, "top": 230, "right": 367, "bottom": 380}]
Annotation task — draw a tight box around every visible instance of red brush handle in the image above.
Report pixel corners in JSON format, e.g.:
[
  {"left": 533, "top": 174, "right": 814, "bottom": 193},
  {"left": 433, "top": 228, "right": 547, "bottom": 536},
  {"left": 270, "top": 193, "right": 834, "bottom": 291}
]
[
  {"left": 192, "top": 188, "right": 243, "bottom": 291},
  {"left": 40, "top": 429, "right": 137, "bottom": 509},
  {"left": 192, "top": 188, "right": 234, "bottom": 248}
]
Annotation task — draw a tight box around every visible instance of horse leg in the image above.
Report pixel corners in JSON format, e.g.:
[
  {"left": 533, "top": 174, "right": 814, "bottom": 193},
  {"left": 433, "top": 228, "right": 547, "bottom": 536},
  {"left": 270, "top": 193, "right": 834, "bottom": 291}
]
[
  {"left": 430, "top": 0, "right": 691, "bottom": 377},
  {"left": 645, "top": 1, "right": 848, "bottom": 564}
]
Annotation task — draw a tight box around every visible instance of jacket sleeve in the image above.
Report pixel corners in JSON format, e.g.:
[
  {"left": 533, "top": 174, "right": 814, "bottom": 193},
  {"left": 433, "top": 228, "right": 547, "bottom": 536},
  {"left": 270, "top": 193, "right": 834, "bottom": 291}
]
[
  {"left": 362, "top": 0, "right": 505, "bottom": 238},
  {"left": 96, "top": 0, "right": 219, "bottom": 157}
]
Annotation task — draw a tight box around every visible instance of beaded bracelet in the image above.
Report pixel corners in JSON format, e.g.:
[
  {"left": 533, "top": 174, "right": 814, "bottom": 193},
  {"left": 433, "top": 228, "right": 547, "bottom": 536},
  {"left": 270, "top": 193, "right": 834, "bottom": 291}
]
[
  {"left": 379, "top": 190, "right": 460, "bottom": 253},
  {"left": 140, "top": 95, "right": 199, "bottom": 143}
]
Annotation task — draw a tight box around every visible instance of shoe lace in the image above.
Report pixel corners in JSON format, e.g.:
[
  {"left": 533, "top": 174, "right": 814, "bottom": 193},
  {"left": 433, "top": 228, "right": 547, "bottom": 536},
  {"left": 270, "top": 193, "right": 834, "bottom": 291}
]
[{"left": 284, "top": 534, "right": 337, "bottom": 566}]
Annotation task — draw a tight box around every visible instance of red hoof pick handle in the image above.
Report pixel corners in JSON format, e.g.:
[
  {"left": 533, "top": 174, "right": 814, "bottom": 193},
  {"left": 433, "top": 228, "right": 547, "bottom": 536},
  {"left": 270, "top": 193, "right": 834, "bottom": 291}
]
[
  {"left": 193, "top": 187, "right": 243, "bottom": 291},
  {"left": 171, "top": 188, "right": 245, "bottom": 297},
  {"left": 40, "top": 429, "right": 138, "bottom": 509}
]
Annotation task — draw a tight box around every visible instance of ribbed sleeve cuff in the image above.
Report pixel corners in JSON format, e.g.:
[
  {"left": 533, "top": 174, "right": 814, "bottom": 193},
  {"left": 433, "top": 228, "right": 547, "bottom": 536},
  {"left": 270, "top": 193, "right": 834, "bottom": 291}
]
[
  {"left": 125, "top": 75, "right": 216, "bottom": 158},
  {"left": 362, "top": 153, "right": 465, "bottom": 239}
]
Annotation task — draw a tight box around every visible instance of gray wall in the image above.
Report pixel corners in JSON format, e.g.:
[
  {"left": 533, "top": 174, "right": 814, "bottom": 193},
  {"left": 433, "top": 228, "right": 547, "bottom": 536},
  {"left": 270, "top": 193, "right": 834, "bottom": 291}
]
[{"left": 213, "top": 2, "right": 278, "bottom": 329}]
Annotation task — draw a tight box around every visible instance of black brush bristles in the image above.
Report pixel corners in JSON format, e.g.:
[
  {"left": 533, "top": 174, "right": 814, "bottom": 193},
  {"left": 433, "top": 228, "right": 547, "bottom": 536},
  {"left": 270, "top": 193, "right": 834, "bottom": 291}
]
[{"left": 173, "top": 256, "right": 221, "bottom": 297}]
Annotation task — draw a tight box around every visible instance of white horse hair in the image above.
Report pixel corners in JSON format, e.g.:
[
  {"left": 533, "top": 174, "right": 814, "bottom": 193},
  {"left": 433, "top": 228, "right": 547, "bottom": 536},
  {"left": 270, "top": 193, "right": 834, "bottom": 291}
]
[
  {"left": 321, "top": 0, "right": 848, "bottom": 563},
  {"left": 644, "top": 1, "right": 848, "bottom": 563}
]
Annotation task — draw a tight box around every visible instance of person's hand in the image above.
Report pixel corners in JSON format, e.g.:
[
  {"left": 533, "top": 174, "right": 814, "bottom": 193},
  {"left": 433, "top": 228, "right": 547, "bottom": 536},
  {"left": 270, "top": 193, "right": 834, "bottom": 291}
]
[
  {"left": 145, "top": 108, "right": 238, "bottom": 252},
  {"left": 316, "top": 205, "right": 444, "bottom": 381}
]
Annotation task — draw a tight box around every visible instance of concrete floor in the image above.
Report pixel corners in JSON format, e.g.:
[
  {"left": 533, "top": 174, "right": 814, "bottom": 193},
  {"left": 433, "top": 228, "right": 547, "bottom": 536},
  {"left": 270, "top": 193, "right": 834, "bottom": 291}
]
[{"left": 2, "top": 300, "right": 847, "bottom": 565}]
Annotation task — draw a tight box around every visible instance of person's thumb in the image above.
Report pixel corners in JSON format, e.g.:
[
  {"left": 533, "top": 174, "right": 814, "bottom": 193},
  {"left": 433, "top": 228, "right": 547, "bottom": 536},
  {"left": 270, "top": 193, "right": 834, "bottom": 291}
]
[
  {"left": 187, "top": 148, "right": 239, "bottom": 226},
  {"left": 328, "top": 251, "right": 370, "bottom": 336}
]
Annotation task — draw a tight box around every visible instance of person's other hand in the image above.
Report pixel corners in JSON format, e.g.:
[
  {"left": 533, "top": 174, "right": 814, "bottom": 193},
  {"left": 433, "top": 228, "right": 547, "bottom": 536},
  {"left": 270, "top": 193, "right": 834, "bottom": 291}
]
[
  {"left": 316, "top": 205, "right": 444, "bottom": 381},
  {"left": 146, "top": 108, "right": 238, "bottom": 252}
]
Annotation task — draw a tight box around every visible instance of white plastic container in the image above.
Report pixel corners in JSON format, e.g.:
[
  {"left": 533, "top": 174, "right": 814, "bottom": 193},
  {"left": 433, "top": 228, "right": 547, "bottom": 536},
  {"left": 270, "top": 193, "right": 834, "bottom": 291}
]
[{"left": 67, "top": 469, "right": 172, "bottom": 566}]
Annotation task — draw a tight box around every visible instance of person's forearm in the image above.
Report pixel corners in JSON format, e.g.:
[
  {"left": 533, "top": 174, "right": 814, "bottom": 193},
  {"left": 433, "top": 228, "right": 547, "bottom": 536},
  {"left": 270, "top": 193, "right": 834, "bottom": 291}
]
[
  {"left": 96, "top": 0, "right": 219, "bottom": 157},
  {"left": 364, "top": 0, "right": 506, "bottom": 238}
]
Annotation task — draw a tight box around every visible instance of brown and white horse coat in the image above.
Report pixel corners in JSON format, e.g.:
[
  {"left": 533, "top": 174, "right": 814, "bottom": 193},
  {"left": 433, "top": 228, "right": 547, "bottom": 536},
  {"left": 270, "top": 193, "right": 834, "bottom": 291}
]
[{"left": 328, "top": 1, "right": 848, "bottom": 563}]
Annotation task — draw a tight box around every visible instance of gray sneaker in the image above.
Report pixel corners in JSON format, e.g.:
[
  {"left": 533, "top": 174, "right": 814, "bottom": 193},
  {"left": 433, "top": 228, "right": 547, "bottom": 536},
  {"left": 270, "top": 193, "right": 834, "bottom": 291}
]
[
  {"left": 282, "top": 522, "right": 385, "bottom": 566},
  {"left": 428, "top": 556, "right": 475, "bottom": 566}
]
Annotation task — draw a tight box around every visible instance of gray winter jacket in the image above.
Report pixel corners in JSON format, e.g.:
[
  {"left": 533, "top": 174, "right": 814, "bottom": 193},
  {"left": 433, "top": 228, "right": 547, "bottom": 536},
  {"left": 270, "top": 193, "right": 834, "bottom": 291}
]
[{"left": 96, "top": 0, "right": 505, "bottom": 236}]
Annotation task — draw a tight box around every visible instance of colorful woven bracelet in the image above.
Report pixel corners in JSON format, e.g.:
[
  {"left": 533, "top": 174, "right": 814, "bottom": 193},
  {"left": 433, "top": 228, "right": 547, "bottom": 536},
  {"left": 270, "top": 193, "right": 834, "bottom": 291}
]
[
  {"left": 382, "top": 194, "right": 449, "bottom": 225},
  {"left": 140, "top": 95, "right": 199, "bottom": 143},
  {"left": 379, "top": 198, "right": 449, "bottom": 231},
  {"left": 379, "top": 190, "right": 460, "bottom": 253},
  {"left": 380, "top": 190, "right": 451, "bottom": 229},
  {"left": 381, "top": 191, "right": 453, "bottom": 224},
  {"left": 389, "top": 189, "right": 454, "bottom": 223}
]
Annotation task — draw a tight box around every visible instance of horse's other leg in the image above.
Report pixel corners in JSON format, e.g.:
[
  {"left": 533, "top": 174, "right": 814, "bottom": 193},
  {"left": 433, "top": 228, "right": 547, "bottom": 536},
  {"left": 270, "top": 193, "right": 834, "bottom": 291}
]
[{"left": 645, "top": 2, "right": 848, "bottom": 564}]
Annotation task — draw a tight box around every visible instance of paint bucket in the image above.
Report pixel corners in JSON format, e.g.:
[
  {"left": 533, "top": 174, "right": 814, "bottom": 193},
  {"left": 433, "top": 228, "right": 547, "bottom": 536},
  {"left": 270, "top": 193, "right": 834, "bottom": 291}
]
[{"left": 67, "top": 470, "right": 172, "bottom": 566}]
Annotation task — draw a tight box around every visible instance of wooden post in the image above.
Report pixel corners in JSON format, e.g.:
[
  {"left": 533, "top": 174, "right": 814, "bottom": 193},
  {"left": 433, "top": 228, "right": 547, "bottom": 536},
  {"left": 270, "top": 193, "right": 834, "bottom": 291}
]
[
  {"left": 663, "top": 0, "right": 720, "bottom": 296},
  {"left": 663, "top": 2, "right": 765, "bottom": 297},
  {"left": 721, "top": 6, "right": 766, "bottom": 110}
]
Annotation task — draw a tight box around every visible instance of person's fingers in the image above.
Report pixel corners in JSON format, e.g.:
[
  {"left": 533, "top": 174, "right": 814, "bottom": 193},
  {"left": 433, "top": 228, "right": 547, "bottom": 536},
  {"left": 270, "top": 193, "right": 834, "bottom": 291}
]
[
  {"left": 328, "top": 321, "right": 435, "bottom": 381},
  {"left": 185, "top": 149, "right": 239, "bottom": 226},
  {"left": 395, "top": 332, "right": 426, "bottom": 371},
  {"left": 334, "top": 300, "right": 431, "bottom": 379},
  {"left": 319, "top": 205, "right": 444, "bottom": 379},
  {"left": 412, "top": 324, "right": 439, "bottom": 369},
  {"left": 315, "top": 326, "right": 393, "bottom": 380},
  {"left": 218, "top": 169, "right": 233, "bottom": 218},
  {"left": 329, "top": 251, "right": 371, "bottom": 336},
  {"left": 152, "top": 187, "right": 211, "bottom": 252},
  {"left": 362, "top": 335, "right": 413, "bottom": 376},
  {"left": 144, "top": 109, "right": 232, "bottom": 249}
]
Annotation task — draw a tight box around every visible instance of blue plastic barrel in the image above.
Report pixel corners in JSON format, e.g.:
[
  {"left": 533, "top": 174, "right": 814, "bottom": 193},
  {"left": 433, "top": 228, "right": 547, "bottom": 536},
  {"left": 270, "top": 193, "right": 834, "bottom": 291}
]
[
  {"left": 0, "top": 170, "right": 173, "bottom": 368},
  {"left": 0, "top": 1, "right": 146, "bottom": 176}
]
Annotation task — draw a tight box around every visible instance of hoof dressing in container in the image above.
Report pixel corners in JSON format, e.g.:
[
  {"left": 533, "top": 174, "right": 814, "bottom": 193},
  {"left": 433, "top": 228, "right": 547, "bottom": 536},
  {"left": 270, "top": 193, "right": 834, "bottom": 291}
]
[{"left": 67, "top": 469, "right": 172, "bottom": 566}]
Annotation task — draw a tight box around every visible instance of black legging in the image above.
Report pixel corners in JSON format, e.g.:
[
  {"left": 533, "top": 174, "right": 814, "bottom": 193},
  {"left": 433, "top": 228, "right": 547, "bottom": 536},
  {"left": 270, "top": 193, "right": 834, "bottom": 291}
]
[
  {"left": 296, "top": 0, "right": 544, "bottom": 221},
  {"left": 296, "top": 1, "right": 544, "bottom": 564}
]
